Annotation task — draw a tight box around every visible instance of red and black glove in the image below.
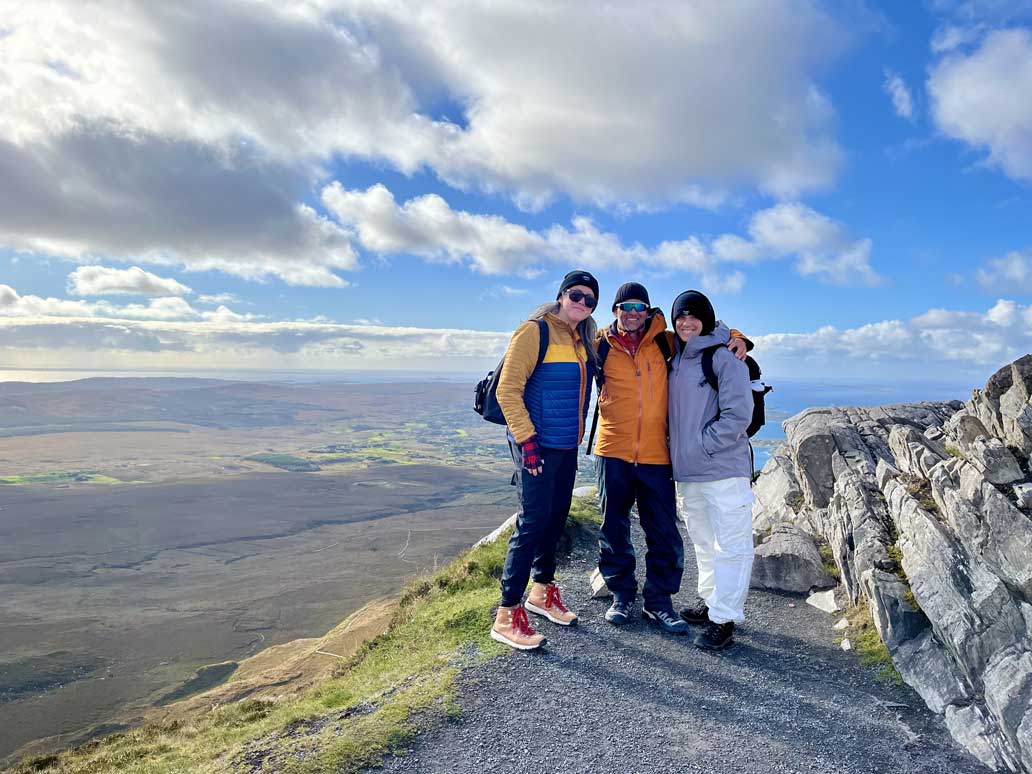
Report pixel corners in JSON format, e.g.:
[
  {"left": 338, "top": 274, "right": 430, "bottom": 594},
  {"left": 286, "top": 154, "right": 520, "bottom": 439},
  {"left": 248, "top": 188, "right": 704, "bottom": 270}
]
[{"left": 520, "top": 437, "right": 542, "bottom": 472}]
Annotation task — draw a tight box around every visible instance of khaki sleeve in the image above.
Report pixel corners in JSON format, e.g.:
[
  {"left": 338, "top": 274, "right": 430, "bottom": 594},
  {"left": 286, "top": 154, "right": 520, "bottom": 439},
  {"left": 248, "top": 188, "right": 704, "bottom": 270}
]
[{"left": 496, "top": 321, "right": 545, "bottom": 444}]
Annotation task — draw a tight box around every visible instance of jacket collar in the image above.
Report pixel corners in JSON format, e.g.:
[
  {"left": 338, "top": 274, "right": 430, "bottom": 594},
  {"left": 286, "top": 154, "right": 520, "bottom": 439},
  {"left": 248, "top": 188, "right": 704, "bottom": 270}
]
[{"left": 605, "top": 308, "right": 666, "bottom": 346}]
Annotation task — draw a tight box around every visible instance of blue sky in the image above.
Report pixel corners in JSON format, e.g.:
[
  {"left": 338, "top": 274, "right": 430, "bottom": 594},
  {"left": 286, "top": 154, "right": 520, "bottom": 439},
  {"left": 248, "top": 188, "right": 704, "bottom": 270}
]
[{"left": 1, "top": 0, "right": 1032, "bottom": 382}]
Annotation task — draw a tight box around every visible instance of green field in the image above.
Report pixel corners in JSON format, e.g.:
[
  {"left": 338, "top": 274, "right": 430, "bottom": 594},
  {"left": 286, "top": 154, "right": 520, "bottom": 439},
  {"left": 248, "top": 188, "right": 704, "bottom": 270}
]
[{"left": 0, "top": 471, "right": 120, "bottom": 486}]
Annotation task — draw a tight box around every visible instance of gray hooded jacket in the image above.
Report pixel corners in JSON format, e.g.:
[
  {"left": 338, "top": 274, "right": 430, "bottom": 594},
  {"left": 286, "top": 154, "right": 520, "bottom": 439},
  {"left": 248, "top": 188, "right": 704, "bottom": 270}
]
[{"left": 668, "top": 322, "right": 752, "bottom": 483}]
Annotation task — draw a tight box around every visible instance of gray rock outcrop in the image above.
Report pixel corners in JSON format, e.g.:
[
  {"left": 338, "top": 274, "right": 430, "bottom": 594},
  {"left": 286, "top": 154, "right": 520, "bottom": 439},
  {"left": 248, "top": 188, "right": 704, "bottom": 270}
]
[
  {"left": 752, "top": 355, "right": 1032, "bottom": 773},
  {"left": 750, "top": 524, "right": 836, "bottom": 593}
]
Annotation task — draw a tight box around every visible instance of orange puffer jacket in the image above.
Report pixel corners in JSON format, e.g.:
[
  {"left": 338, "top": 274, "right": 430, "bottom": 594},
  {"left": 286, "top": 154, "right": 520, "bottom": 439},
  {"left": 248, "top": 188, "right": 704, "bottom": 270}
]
[{"left": 593, "top": 312, "right": 674, "bottom": 465}]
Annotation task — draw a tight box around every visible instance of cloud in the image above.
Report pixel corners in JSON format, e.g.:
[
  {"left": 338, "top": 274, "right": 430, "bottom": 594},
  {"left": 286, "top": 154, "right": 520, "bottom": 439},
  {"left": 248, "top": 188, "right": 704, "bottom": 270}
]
[
  {"left": 325, "top": 183, "right": 879, "bottom": 290},
  {"left": 712, "top": 203, "right": 883, "bottom": 286},
  {"left": 68, "top": 265, "right": 192, "bottom": 297},
  {"left": 754, "top": 299, "right": 1032, "bottom": 373},
  {"left": 930, "top": 24, "right": 985, "bottom": 53},
  {"left": 322, "top": 182, "right": 740, "bottom": 292},
  {"left": 2, "top": 283, "right": 1029, "bottom": 379},
  {"left": 928, "top": 28, "right": 1032, "bottom": 181},
  {"left": 0, "top": 283, "right": 253, "bottom": 321},
  {"left": 976, "top": 249, "right": 1032, "bottom": 291},
  {"left": 0, "top": 129, "right": 356, "bottom": 287},
  {"left": 197, "top": 293, "right": 242, "bottom": 305},
  {"left": 883, "top": 71, "right": 915, "bottom": 120},
  {"left": 2, "top": 0, "right": 848, "bottom": 223}
]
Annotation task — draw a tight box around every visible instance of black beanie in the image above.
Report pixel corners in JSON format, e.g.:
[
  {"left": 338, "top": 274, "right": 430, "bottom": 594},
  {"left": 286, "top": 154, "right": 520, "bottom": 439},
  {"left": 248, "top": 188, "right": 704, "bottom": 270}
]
[
  {"left": 670, "top": 290, "right": 716, "bottom": 335},
  {"left": 611, "top": 282, "right": 650, "bottom": 311},
  {"left": 557, "top": 270, "right": 599, "bottom": 301}
]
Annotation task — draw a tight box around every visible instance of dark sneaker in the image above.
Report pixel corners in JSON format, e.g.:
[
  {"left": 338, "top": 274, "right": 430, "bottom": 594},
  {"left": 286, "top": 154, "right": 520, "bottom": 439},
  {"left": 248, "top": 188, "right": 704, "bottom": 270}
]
[
  {"left": 643, "top": 605, "right": 689, "bottom": 635},
  {"left": 605, "top": 598, "right": 634, "bottom": 626},
  {"left": 680, "top": 599, "right": 710, "bottom": 625},
  {"left": 694, "top": 621, "right": 735, "bottom": 650}
]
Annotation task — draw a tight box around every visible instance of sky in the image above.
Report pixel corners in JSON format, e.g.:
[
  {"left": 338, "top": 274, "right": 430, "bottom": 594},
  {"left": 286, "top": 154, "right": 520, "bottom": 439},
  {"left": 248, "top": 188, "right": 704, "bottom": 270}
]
[{"left": 2, "top": 0, "right": 1032, "bottom": 383}]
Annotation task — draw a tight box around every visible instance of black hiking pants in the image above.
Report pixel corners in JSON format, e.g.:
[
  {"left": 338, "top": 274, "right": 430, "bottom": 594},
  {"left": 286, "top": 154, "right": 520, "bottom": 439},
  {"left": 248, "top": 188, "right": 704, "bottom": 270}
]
[
  {"left": 500, "top": 440, "right": 578, "bottom": 608},
  {"left": 597, "top": 455, "right": 684, "bottom": 607}
]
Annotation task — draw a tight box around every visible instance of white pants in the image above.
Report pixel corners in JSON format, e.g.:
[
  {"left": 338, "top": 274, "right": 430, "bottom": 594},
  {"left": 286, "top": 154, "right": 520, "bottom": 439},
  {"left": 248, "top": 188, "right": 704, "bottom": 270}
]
[{"left": 675, "top": 478, "right": 755, "bottom": 624}]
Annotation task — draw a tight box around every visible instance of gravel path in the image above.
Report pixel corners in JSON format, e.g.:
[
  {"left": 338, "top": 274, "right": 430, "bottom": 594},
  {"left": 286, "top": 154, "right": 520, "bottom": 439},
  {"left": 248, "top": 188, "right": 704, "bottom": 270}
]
[{"left": 378, "top": 516, "right": 991, "bottom": 774}]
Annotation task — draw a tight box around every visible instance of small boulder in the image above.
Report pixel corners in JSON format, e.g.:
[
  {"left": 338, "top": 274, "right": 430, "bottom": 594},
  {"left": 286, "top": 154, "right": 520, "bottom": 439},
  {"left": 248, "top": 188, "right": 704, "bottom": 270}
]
[
  {"left": 1014, "top": 483, "right": 1032, "bottom": 509},
  {"left": 750, "top": 525, "right": 836, "bottom": 593},
  {"left": 807, "top": 588, "right": 840, "bottom": 614},
  {"left": 589, "top": 567, "right": 611, "bottom": 599},
  {"left": 969, "top": 436, "right": 1024, "bottom": 485}
]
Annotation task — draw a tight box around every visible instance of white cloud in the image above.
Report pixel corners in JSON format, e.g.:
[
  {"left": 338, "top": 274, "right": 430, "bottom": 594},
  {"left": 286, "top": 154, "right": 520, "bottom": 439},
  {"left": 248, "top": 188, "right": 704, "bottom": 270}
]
[
  {"left": 929, "top": 28, "right": 1032, "bottom": 181},
  {"left": 883, "top": 71, "right": 915, "bottom": 120},
  {"left": 976, "top": 249, "right": 1032, "bottom": 291},
  {"left": 324, "top": 184, "right": 879, "bottom": 290},
  {"left": 68, "top": 265, "right": 192, "bottom": 297},
  {"left": 1, "top": 0, "right": 847, "bottom": 227},
  {"left": 322, "top": 182, "right": 740, "bottom": 292},
  {"left": 712, "top": 203, "right": 883, "bottom": 286},
  {"left": 930, "top": 24, "right": 985, "bottom": 53},
  {"left": 198, "top": 293, "right": 242, "bottom": 305},
  {"left": 0, "top": 283, "right": 258, "bottom": 321},
  {"left": 2, "top": 286, "right": 1029, "bottom": 379},
  {"left": 754, "top": 299, "right": 1032, "bottom": 373}
]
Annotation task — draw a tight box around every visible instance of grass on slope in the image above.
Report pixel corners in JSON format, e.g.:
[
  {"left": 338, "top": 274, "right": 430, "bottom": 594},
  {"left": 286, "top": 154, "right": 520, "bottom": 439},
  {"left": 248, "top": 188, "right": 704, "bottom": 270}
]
[
  {"left": 13, "top": 498, "right": 600, "bottom": 774},
  {"left": 0, "top": 471, "right": 119, "bottom": 486}
]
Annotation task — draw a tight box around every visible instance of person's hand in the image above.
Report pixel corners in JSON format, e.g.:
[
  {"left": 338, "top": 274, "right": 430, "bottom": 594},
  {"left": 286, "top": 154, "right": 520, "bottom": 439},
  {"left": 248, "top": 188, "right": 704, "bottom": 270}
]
[
  {"left": 521, "top": 437, "right": 544, "bottom": 476},
  {"left": 728, "top": 338, "right": 747, "bottom": 361}
]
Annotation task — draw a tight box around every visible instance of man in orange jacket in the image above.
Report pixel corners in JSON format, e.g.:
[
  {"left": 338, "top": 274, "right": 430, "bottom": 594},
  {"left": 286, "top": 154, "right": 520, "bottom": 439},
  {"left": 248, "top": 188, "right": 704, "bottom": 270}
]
[{"left": 594, "top": 282, "right": 747, "bottom": 632}]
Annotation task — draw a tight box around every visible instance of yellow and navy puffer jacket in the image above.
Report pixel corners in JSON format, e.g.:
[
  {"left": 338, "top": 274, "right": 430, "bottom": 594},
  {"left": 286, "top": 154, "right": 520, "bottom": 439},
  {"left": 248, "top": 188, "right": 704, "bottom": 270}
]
[{"left": 496, "top": 312, "right": 595, "bottom": 448}]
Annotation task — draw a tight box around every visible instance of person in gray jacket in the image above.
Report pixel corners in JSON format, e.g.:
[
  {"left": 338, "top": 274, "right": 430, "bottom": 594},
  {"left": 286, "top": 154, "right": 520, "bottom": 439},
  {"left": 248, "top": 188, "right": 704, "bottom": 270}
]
[{"left": 668, "top": 290, "right": 754, "bottom": 651}]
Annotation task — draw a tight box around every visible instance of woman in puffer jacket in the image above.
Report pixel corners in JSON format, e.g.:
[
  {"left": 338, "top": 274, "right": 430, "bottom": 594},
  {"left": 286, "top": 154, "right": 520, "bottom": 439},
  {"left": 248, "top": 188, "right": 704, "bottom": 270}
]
[
  {"left": 668, "top": 290, "right": 754, "bottom": 651},
  {"left": 490, "top": 270, "right": 599, "bottom": 650}
]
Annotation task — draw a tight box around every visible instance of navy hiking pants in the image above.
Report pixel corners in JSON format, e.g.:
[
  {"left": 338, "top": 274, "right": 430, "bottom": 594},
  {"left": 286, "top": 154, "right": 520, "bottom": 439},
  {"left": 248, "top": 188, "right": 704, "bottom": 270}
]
[
  {"left": 500, "top": 440, "right": 578, "bottom": 608},
  {"left": 597, "top": 456, "right": 684, "bottom": 607}
]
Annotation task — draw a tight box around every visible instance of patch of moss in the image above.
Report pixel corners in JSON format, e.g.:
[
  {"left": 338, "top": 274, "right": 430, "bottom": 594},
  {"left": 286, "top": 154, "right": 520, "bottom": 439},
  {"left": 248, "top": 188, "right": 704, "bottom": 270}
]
[
  {"left": 785, "top": 491, "right": 805, "bottom": 513},
  {"left": 844, "top": 601, "right": 903, "bottom": 684},
  {"left": 945, "top": 445, "right": 961, "bottom": 458},
  {"left": 900, "top": 473, "right": 938, "bottom": 514},
  {"left": 817, "top": 542, "right": 841, "bottom": 580}
]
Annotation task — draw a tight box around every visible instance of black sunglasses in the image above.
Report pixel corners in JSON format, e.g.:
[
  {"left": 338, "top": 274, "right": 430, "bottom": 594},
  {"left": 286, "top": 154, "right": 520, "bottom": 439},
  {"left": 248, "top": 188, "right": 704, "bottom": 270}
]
[
  {"left": 565, "top": 289, "right": 597, "bottom": 309},
  {"left": 615, "top": 302, "right": 647, "bottom": 313}
]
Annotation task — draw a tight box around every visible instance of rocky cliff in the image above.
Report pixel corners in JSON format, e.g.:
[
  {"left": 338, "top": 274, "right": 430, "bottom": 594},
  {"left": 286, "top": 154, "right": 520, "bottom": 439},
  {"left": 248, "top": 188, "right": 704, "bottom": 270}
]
[{"left": 752, "top": 356, "right": 1032, "bottom": 773}]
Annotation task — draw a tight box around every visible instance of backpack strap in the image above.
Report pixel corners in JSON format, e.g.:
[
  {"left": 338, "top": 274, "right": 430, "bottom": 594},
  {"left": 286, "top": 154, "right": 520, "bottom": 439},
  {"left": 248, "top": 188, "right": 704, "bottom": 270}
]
[
  {"left": 534, "top": 319, "right": 549, "bottom": 369},
  {"left": 595, "top": 336, "right": 611, "bottom": 388},
  {"left": 655, "top": 331, "right": 673, "bottom": 370},
  {"left": 701, "top": 345, "right": 721, "bottom": 392}
]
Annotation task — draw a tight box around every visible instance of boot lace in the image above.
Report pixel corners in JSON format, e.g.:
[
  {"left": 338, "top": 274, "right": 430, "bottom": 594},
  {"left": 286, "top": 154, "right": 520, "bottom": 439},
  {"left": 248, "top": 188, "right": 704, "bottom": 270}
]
[
  {"left": 545, "top": 584, "right": 569, "bottom": 613},
  {"left": 510, "top": 605, "right": 537, "bottom": 636}
]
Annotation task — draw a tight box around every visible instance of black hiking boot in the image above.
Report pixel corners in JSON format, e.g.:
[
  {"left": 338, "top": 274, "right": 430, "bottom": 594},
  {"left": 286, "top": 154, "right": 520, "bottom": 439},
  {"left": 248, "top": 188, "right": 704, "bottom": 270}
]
[
  {"left": 693, "top": 620, "right": 735, "bottom": 650},
  {"left": 643, "top": 604, "right": 689, "bottom": 635},
  {"left": 605, "top": 598, "right": 634, "bottom": 626},
  {"left": 679, "top": 599, "right": 710, "bottom": 625}
]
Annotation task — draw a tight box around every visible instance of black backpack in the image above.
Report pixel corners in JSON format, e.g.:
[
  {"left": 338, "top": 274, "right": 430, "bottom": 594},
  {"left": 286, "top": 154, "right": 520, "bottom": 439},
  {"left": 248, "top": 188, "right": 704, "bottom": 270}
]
[
  {"left": 700, "top": 345, "right": 772, "bottom": 438},
  {"left": 473, "top": 320, "right": 549, "bottom": 425}
]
